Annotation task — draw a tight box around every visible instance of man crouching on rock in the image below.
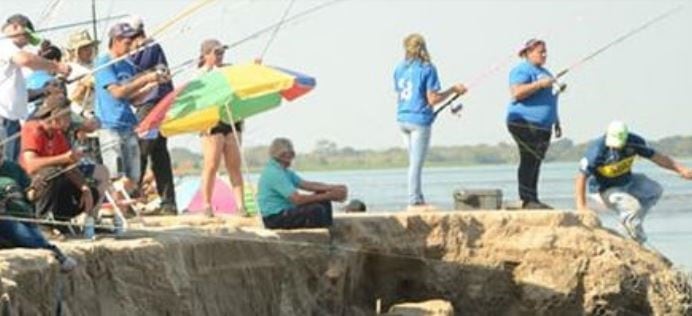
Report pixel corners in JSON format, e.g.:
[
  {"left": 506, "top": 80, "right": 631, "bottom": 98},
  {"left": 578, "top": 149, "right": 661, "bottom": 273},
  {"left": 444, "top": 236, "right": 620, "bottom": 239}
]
[
  {"left": 20, "top": 94, "right": 110, "bottom": 239},
  {"left": 258, "top": 138, "right": 348, "bottom": 229},
  {"left": 575, "top": 121, "right": 692, "bottom": 244}
]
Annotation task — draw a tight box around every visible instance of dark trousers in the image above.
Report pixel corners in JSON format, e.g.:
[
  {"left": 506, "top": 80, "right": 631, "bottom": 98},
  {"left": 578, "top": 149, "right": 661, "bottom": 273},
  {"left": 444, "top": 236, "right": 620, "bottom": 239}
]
[
  {"left": 263, "top": 201, "right": 333, "bottom": 229},
  {"left": 1, "top": 118, "right": 20, "bottom": 163},
  {"left": 507, "top": 120, "right": 552, "bottom": 203},
  {"left": 0, "top": 219, "right": 64, "bottom": 260},
  {"left": 35, "top": 173, "right": 99, "bottom": 221},
  {"left": 139, "top": 134, "right": 176, "bottom": 207}
]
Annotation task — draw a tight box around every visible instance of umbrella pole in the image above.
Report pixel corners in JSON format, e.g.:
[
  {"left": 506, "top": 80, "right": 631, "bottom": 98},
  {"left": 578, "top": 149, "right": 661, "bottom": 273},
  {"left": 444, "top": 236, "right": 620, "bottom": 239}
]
[{"left": 223, "top": 105, "right": 259, "bottom": 220}]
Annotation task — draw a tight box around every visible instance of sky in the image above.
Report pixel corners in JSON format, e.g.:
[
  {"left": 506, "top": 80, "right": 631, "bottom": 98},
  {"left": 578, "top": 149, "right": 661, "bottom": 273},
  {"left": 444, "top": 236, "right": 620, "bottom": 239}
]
[{"left": 4, "top": 0, "right": 692, "bottom": 153}]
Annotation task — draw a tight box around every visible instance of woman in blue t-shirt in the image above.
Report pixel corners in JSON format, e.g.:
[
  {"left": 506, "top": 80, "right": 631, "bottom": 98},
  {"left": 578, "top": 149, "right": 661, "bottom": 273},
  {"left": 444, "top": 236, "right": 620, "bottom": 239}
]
[
  {"left": 393, "top": 34, "right": 466, "bottom": 208},
  {"left": 506, "top": 39, "right": 561, "bottom": 209}
]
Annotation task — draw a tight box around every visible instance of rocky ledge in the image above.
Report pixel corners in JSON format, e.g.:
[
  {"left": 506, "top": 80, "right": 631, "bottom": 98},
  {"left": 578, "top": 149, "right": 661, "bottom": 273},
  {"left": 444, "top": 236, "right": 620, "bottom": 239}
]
[{"left": 0, "top": 211, "right": 690, "bottom": 315}]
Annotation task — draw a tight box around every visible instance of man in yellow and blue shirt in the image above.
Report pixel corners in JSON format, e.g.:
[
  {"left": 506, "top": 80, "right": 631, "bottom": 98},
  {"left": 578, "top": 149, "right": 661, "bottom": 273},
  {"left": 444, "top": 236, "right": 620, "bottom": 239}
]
[{"left": 575, "top": 121, "right": 692, "bottom": 243}]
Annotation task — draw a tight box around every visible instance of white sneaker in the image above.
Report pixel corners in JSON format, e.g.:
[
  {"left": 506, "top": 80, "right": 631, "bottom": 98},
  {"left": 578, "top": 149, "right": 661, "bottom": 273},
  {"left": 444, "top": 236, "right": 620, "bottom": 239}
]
[
  {"left": 60, "top": 256, "right": 78, "bottom": 273},
  {"left": 622, "top": 214, "right": 647, "bottom": 243}
]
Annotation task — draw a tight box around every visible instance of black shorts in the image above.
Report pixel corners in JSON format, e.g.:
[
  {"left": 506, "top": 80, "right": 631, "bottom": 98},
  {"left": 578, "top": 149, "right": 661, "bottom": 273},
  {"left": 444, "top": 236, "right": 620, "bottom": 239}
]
[{"left": 210, "top": 121, "right": 244, "bottom": 136}]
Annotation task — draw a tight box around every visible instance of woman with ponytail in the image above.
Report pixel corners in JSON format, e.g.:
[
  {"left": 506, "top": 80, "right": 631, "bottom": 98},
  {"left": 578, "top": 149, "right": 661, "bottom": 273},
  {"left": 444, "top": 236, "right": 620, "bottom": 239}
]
[{"left": 393, "top": 33, "right": 466, "bottom": 208}]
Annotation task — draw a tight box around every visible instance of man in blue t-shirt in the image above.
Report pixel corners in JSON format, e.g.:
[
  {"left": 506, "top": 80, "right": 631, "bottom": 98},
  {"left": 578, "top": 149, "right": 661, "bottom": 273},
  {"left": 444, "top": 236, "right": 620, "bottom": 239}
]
[
  {"left": 258, "top": 138, "right": 348, "bottom": 229},
  {"left": 94, "top": 23, "right": 169, "bottom": 186},
  {"left": 575, "top": 121, "right": 692, "bottom": 243}
]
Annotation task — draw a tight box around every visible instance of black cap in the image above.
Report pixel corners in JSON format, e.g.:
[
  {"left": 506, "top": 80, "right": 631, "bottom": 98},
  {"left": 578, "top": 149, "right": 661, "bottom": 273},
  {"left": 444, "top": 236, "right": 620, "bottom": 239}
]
[{"left": 39, "top": 41, "right": 62, "bottom": 61}]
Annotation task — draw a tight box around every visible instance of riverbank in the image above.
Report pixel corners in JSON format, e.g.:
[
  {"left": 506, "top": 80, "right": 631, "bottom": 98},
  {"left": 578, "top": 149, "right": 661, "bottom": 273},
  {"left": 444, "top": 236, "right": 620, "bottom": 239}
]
[{"left": 0, "top": 211, "right": 689, "bottom": 315}]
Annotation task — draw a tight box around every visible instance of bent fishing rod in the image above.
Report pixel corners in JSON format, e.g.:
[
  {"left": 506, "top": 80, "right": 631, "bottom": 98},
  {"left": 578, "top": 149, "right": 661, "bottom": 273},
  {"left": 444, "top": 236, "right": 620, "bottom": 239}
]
[
  {"left": 434, "top": 4, "right": 684, "bottom": 117},
  {"left": 167, "top": 0, "right": 346, "bottom": 76},
  {"left": 552, "top": 4, "right": 684, "bottom": 85},
  {"left": 66, "top": 0, "right": 217, "bottom": 84}
]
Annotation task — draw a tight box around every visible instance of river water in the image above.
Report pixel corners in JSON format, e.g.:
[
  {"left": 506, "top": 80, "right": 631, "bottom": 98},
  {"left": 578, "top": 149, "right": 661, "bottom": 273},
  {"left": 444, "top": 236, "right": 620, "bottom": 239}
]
[{"left": 178, "top": 159, "right": 692, "bottom": 271}]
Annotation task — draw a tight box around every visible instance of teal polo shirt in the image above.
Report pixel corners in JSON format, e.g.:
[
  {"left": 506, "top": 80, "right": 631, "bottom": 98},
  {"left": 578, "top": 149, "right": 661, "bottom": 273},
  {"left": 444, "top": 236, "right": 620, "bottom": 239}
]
[{"left": 258, "top": 158, "right": 303, "bottom": 217}]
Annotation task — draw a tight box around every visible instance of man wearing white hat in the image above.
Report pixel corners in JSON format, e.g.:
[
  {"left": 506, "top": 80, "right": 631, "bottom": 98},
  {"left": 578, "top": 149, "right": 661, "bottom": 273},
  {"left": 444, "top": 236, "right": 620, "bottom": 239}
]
[
  {"left": 575, "top": 121, "right": 692, "bottom": 243},
  {"left": 65, "top": 29, "right": 99, "bottom": 117}
]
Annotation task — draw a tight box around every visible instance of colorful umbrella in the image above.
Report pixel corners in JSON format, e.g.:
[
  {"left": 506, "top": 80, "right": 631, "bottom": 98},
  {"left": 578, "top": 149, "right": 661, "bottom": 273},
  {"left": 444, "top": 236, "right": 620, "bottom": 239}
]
[{"left": 136, "top": 63, "right": 316, "bottom": 138}]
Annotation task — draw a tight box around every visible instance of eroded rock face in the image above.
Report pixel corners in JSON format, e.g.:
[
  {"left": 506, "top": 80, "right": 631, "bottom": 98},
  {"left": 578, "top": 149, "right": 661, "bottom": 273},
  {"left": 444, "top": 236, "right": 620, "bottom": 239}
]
[
  {"left": 330, "top": 211, "right": 692, "bottom": 315},
  {"left": 0, "top": 212, "right": 689, "bottom": 315}
]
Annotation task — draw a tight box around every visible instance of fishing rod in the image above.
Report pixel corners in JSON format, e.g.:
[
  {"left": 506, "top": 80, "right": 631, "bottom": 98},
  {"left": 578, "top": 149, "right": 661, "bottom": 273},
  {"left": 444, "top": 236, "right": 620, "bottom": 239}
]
[
  {"left": 66, "top": 0, "right": 217, "bottom": 84},
  {"left": 0, "top": 14, "right": 129, "bottom": 41},
  {"left": 230, "top": 0, "right": 345, "bottom": 50},
  {"left": 432, "top": 39, "right": 555, "bottom": 117},
  {"left": 553, "top": 4, "right": 684, "bottom": 83},
  {"left": 168, "top": 0, "right": 345, "bottom": 77},
  {"left": 150, "top": 0, "right": 218, "bottom": 38},
  {"left": 435, "top": 5, "right": 683, "bottom": 117}
]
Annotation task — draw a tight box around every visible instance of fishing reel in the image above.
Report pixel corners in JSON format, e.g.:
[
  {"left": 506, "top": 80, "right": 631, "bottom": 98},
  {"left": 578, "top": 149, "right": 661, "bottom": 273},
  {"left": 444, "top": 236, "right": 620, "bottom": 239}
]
[
  {"left": 450, "top": 102, "right": 464, "bottom": 115},
  {"left": 553, "top": 81, "right": 568, "bottom": 95},
  {"left": 153, "top": 64, "right": 172, "bottom": 83}
]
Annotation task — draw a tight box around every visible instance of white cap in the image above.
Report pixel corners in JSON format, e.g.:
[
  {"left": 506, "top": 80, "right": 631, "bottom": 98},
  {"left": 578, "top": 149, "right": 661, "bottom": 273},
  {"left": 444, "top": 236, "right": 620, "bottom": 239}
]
[
  {"left": 121, "top": 15, "right": 144, "bottom": 32},
  {"left": 605, "top": 121, "right": 629, "bottom": 148}
]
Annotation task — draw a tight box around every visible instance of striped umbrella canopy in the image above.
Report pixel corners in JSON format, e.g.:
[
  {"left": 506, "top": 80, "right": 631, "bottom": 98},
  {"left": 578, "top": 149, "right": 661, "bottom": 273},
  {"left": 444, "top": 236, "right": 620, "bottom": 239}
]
[{"left": 136, "top": 63, "right": 315, "bottom": 137}]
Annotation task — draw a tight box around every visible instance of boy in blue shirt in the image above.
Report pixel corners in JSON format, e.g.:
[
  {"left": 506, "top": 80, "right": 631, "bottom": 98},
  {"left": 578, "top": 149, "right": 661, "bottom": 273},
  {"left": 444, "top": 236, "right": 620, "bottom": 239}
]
[
  {"left": 575, "top": 121, "right": 692, "bottom": 243},
  {"left": 94, "top": 23, "right": 169, "bottom": 189}
]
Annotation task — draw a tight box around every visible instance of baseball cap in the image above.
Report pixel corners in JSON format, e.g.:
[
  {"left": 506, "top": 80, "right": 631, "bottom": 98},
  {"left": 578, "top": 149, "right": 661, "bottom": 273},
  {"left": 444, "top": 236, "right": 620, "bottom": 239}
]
[
  {"left": 108, "top": 23, "right": 138, "bottom": 39},
  {"left": 605, "top": 121, "right": 629, "bottom": 148},
  {"left": 200, "top": 39, "right": 228, "bottom": 55},
  {"left": 518, "top": 38, "right": 545, "bottom": 57},
  {"left": 121, "top": 15, "right": 144, "bottom": 35},
  {"left": 5, "top": 14, "right": 41, "bottom": 46}
]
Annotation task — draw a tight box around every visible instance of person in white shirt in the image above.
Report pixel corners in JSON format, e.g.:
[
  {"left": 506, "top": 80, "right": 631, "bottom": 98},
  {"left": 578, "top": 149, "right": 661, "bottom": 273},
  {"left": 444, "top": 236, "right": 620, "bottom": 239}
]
[
  {"left": 0, "top": 14, "right": 70, "bottom": 162},
  {"left": 64, "top": 29, "right": 98, "bottom": 118}
]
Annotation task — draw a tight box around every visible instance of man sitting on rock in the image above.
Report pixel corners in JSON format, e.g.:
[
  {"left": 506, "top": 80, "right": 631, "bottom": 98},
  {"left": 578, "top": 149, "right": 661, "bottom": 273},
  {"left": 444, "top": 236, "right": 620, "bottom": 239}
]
[
  {"left": 258, "top": 138, "right": 348, "bottom": 229},
  {"left": 0, "top": 129, "right": 77, "bottom": 273},
  {"left": 575, "top": 121, "right": 692, "bottom": 243},
  {"left": 20, "top": 94, "right": 111, "bottom": 239}
]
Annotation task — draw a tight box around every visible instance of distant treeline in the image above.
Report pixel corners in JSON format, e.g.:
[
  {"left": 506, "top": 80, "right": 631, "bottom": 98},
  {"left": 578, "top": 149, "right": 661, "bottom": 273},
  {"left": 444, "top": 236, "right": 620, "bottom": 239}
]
[{"left": 170, "top": 135, "right": 692, "bottom": 173}]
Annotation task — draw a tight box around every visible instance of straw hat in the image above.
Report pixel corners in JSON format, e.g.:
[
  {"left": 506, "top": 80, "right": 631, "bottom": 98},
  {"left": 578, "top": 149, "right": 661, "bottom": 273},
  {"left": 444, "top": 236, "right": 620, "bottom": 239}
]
[{"left": 66, "top": 29, "right": 99, "bottom": 50}]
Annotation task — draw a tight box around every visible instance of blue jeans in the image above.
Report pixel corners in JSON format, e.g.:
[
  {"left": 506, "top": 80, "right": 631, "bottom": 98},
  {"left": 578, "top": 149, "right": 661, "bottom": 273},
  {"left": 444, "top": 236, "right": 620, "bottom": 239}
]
[
  {"left": 596, "top": 174, "right": 663, "bottom": 242},
  {"left": 0, "top": 219, "right": 64, "bottom": 260},
  {"left": 399, "top": 122, "right": 432, "bottom": 205},
  {"left": 99, "top": 129, "right": 141, "bottom": 182},
  {"left": 1, "top": 118, "right": 21, "bottom": 162}
]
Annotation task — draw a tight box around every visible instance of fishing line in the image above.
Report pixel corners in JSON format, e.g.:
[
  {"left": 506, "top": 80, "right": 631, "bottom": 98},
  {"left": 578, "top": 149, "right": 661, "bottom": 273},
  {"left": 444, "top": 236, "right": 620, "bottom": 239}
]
[
  {"left": 37, "top": 0, "right": 64, "bottom": 28},
  {"left": 0, "top": 15, "right": 130, "bottom": 41},
  {"left": 166, "top": 0, "right": 346, "bottom": 76},
  {"left": 259, "top": 0, "right": 297, "bottom": 60},
  {"left": 554, "top": 4, "right": 685, "bottom": 82},
  {"left": 433, "top": 14, "right": 588, "bottom": 117}
]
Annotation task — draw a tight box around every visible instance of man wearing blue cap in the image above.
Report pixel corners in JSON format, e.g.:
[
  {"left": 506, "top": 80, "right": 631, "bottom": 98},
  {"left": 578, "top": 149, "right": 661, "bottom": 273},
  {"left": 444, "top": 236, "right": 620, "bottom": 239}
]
[
  {"left": 575, "top": 121, "right": 692, "bottom": 243},
  {"left": 94, "top": 23, "right": 169, "bottom": 191},
  {"left": 0, "top": 14, "right": 71, "bottom": 162}
]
